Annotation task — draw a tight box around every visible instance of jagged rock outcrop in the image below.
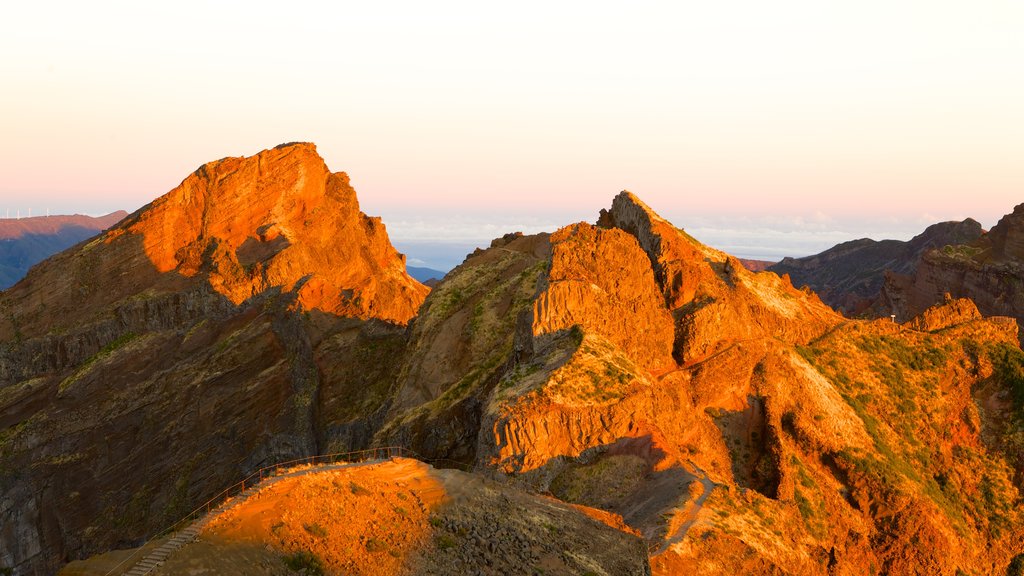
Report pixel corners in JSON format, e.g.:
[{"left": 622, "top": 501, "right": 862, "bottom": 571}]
[
  {"left": 533, "top": 223, "right": 676, "bottom": 373},
  {"left": 0, "top": 144, "right": 427, "bottom": 575},
  {"left": 905, "top": 296, "right": 983, "bottom": 333},
  {"left": 882, "top": 204, "right": 1024, "bottom": 336},
  {"left": 0, "top": 212, "right": 128, "bottom": 289},
  {"left": 769, "top": 218, "right": 984, "bottom": 315},
  {"left": 600, "top": 191, "right": 841, "bottom": 364},
  {"left": 0, "top": 142, "right": 426, "bottom": 344},
  {"left": 990, "top": 204, "right": 1024, "bottom": 262}
]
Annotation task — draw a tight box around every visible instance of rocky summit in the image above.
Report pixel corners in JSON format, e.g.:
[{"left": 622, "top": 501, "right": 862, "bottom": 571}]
[{"left": 2, "top": 145, "right": 1023, "bottom": 576}]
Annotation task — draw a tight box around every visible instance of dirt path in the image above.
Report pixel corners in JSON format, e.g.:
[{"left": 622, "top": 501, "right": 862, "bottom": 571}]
[{"left": 655, "top": 462, "right": 716, "bottom": 554}]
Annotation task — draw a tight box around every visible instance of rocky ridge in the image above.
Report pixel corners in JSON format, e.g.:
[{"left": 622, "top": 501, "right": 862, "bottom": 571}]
[
  {"left": 61, "top": 458, "right": 649, "bottom": 576},
  {"left": 377, "top": 192, "right": 1024, "bottom": 574}
]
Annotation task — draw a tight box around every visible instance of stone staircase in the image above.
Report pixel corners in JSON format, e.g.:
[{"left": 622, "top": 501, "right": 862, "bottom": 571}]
[
  {"left": 121, "top": 476, "right": 270, "bottom": 575},
  {"left": 122, "top": 505, "right": 219, "bottom": 575}
]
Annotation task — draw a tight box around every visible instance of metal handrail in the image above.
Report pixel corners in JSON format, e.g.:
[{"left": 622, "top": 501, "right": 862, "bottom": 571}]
[{"left": 101, "top": 445, "right": 414, "bottom": 576}]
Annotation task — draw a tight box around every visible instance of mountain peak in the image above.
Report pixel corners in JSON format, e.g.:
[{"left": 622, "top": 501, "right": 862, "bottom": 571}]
[{"left": 1, "top": 143, "right": 427, "bottom": 339}]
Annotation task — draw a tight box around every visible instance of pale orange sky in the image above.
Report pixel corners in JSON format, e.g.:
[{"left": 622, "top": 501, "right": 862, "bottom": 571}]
[{"left": 0, "top": 1, "right": 1021, "bottom": 264}]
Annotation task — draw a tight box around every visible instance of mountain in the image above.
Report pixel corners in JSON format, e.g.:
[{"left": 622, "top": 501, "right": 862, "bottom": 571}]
[
  {"left": 883, "top": 203, "right": 1024, "bottom": 331},
  {"left": 0, "top": 212, "right": 128, "bottom": 289},
  {"left": 406, "top": 265, "right": 447, "bottom": 283},
  {"left": 738, "top": 258, "right": 775, "bottom": 272},
  {"left": 768, "top": 219, "right": 984, "bottom": 315},
  {"left": 0, "top": 143, "right": 428, "bottom": 574},
  {"left": 3, "top": 145, "right": 1023, "bottom": 576},
  {"left": 371, "top": 192, "right": 1023, "bottom": 574}
]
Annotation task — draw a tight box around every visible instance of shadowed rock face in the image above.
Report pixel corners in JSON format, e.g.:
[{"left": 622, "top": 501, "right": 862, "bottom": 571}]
[
  {"left": 0, "top": 144, "right": 427, "bottom": 574},
  {"left": 768, "top": 218, "right": 984, "bottom": 316},
  {"left": 882, "top": 204, "right": 1024, "bottom": 336},
  {"left": 989, "top": 204, "right": 1024, "bottom": 263}
]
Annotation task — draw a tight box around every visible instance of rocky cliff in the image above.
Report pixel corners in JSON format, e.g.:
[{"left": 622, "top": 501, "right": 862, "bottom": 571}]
[
  {"left": 0, "top": 143, "right": 427, "bottom": 574},
  {"left": 769, "top": 218, "right": 984, "bottom": 316},
  {"left": 882, "top": 204, "right": 1024, "bottom": 334}
]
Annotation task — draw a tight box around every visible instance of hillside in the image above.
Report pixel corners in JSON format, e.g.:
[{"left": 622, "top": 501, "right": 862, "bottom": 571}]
[
  {"left": 769, "top": 219, "right": 984, "bottom": 315},
  {"left": 0, "top": 212, "right": 127, "bottom": 289},
  {"left": 61, "top": 458, "right": 648, "bottom": 576}
]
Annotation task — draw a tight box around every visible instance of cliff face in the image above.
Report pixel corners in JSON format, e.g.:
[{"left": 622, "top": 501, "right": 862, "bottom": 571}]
[
  {"left": 0, "top": 144, "right": 427, "bottom": 574},
  {"left": 769, "top": 219, "right": 984, "bottom": 315},
  {"left": 882, "top": 204, "right": 1024, "bottom": 333}
]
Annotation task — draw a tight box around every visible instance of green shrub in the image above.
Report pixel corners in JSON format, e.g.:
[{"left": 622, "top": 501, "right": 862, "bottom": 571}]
[
  {"left": 303, "top": 522, "right": 328, "bottom": 538},
  {"left": 436, "top": 534, "right": 457, "bottom": 550},
  {"left": 282, "top": 551, "right": 324, "bottom": 575}
]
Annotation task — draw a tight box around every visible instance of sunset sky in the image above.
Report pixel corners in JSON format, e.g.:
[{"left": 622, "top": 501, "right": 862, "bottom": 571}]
[{"left": 1, "top": 1, "right": 1021, "bottom": 268}]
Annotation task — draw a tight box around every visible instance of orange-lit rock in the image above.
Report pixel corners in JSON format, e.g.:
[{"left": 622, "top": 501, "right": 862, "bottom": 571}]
[
  {"left": 0, "top": 143, "right": 426, "bottom": 343},
  {"left": 599, "top": 191, "right": 841, "bottom": 364},
  {"left": 533, "top": 223, "right": 676, "bottom": 373}
]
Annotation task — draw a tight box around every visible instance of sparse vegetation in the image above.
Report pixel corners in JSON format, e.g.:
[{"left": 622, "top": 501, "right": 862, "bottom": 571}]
[
  {"left": 365, "top": 537, "right": 387, "bottom": 553},
  {"left": 939, "top": 244, "right": 984, "bottom": 261},
  {"left": 303, "top": 522, "right": 328, "bottom": 538},
  {"left": 989, "top": 342, "right": 1024, "bottom": 418},
  {"left": 282, "top": 550, "right": 324, "bottom": 575},
  {"left": 435, "top": 534, "right": 457, "bottom": 550}
]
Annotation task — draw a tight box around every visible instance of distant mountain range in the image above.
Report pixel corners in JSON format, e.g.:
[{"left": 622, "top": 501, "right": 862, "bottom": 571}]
[
  {"left": 768, "top": 219, "right": 984, "bottom": 315},
  {"left": 407, "top": 265, "right": 447, "bottom": 283},
  {"left": 0, "top": 212, "right": 128, "bottom": 289}
]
